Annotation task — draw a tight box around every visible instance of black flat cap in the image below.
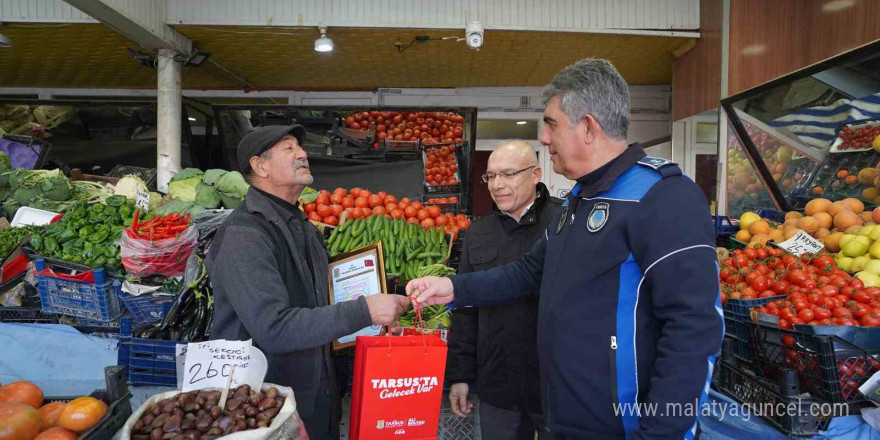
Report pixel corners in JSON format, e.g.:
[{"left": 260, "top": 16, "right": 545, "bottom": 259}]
[{"left": 236, "top": 124, "right": 308, "bottom": 175}]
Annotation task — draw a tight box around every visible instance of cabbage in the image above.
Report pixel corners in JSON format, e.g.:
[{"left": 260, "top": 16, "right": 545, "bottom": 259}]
[
  {"left": 202, "top": 169, "right": 228, "bottom": 187},
  {"left": 149, "top": 200, "right": 205, "bottom": 218},
  {"left": 113, "top": 175, "right": 148, "bottom": 199},
  {"left": 13, "top": 187, "right": 40, "bottom": 205},
  {"left": 219, "top": 192, "right": 243, "bottom": 209},
  {"left": 39, "top": 175, "right": 73, "bottom": 201},
  {"left": 167, "top": 175, "right": 201, "bottom": 202},
  {"left": 195, "top": 182, "right": 221, "bottom": 209},
  {"left": 299, "top": 186, "right": 318, "bottom": 204},
  {"left": 149, "top": 192, "right": 162, "bottom": 210},
  {"left": 215, "top": 171, "right": 249, "bottom": 197},
  {"left": 171, "top": 168, "right": 204, "bottom": 182}
]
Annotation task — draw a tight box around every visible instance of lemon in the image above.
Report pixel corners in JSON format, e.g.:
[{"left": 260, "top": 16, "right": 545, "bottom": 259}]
[{"left": 739, "top": 212, "right": 760, "bottom": 231}]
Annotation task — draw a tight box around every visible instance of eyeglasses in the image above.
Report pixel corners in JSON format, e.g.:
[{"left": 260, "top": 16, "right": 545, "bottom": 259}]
[{"left": 481, "top": 166, "right": 536, "bottom": 183}]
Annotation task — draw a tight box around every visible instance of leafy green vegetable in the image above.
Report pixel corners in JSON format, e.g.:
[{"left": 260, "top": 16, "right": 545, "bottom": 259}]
[
  {"left": 170, "top": 168, "right": 204, "bottom": 182},
  {"left": 219, "top": 192, "right": 243, "bottom": 210},
  {"left": 195, "top": 182, "right": 221, "bottom": 209},
  {"left": 201, "top": 169, "right": 228, "bottom": 187},
  {"left": 0, "top": 152, "right": 11, "bottom": 171},
  {"left": 168, "top": 175, "right": 201, "bottom": 202},
  {"left": 215, "top": 171, "right": 249, "bottom": 196}
]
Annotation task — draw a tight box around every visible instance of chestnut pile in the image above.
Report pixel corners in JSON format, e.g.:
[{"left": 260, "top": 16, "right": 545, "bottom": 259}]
[{"left": 130, "top": 385, "right": 284, "bottom": 440}]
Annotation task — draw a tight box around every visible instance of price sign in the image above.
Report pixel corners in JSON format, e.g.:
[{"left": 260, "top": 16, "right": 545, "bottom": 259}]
[
  {"left": 180, "top": 339, "right": 268, "bottom": 392},
  {"left": 777, "top": 230, "right": 824, "bottom": 256},
  {"left": 135, "top": 188, "right": 150, "bottom": 211}
]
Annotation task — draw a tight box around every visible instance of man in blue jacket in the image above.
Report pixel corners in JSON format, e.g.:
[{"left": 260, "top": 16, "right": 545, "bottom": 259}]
[{"left": 407, "top": 58, "right": 723, "bottom": 440}]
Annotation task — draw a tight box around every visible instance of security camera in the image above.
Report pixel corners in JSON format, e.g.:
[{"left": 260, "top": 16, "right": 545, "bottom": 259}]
[{"left": 466, "top": 21, "right": 484, "bottom": 50}]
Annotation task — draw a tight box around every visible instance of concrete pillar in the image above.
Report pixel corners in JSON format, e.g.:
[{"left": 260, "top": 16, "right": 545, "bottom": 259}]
[{"left": 156, "top": 48, "right": 182, "bottom": 193}]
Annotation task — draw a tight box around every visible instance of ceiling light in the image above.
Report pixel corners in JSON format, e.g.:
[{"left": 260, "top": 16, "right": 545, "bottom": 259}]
[
  {"left": 314, "top": 26, "right": 333, "bottom": 52},
  {"left": 516, "top": 121, "right": 527, "bottom": 125},
  {"left": 188, "top": 117, "right": 196, "bottom": 121},
  {"left": 822, "top": 0, "right": 856, "bottom": 12},
  {"left": 0, "top": 22, "right": 11, "bottom": 48}
]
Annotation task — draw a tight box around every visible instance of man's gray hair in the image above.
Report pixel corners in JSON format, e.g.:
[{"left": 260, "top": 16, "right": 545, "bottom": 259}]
[{"left": 542, "top": 58, "right": 631, "bottom": 140}]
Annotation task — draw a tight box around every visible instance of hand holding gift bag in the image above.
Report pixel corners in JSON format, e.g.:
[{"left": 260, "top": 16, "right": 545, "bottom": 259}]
[{"left": 349, "top": 298, "right": 448, "bottom": 440}]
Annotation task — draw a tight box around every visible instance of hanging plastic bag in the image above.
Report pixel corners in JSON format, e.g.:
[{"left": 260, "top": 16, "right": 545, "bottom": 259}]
[{"left": 118, "top": 225, "right": 198, "bottom": 278}]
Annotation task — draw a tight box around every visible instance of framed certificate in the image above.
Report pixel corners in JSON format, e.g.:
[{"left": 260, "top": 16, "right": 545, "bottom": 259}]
[{"left": 328, "top": 242, "right": 388, "bottom": 351}]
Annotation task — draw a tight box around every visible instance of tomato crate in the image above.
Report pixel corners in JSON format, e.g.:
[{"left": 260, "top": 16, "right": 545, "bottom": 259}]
[
  {"left": 35, "top": 258, "right": 123, "bottom": 323},
  {"left": 715, "top": 360, "right": 831, "bottom": 437},
  {"left": 723, "top": 295, "right": 788, "bottom": 361},
  {"left": 44, "top": 366, "right": 132, "bottom": 440},
  {"left": 748, "top": 321, "right": 880, "bottom": 407}
]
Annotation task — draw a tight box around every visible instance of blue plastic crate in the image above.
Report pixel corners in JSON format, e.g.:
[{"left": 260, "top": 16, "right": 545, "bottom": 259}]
[
  {"left": 757, "top": 209, "right": 787, "bottom": 224},
  {"left": 723, "top": 295, "right": 787, "bottom": 361},
  {"left": 714, "top": 215, "right": 739, "bottom": 237},
  {"left": 35, "top": 258, "right": 122, "bottom": 323},
  {"left": 129, "top": 368, "right": 177, "bottom": 387},
  {"left": 119, "top": 336, "right": 180, "bottom": 386},
  {"left": 117, "top": 288, "right": 174, "bottom": 325}
]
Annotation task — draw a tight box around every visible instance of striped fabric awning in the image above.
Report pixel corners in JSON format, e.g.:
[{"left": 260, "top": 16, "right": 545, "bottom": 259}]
[{"left": 768, "top": 93, "right": 880, "bottom": 150}]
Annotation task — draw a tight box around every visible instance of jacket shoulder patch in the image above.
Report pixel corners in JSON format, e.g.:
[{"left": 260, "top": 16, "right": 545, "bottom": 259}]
[{"left": 637, "top": 157, "right": 676, "bottom": 170}]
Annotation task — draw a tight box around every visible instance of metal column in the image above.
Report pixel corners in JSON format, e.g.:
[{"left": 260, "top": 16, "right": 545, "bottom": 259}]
[{"left": 157, "top": 48, "right": 182, "bottom": 192}]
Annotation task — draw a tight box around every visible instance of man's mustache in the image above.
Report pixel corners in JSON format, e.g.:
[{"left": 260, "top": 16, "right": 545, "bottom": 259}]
[{"left": 293, "top": 160, "right": 309, "bottom": 170}]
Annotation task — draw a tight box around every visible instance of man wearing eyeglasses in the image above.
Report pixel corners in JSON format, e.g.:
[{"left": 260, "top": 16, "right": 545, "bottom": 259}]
[
  {"left": 408, "top": 58, "right": 722, "bottom": 440},
  {"left": 447, "top": 140, "right": 561, "bottom": 440}
]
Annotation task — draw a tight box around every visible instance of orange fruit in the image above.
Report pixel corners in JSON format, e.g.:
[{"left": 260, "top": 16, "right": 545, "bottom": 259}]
[
  {"left": 834, "top": 210, "right": 863, "bottom": 230},
  {"left": 748, "top": 220, "right": 771, "bottom": 236},
  {"left": 796, "top": 216, "right": 820, "bottom": 234},
  {"left": 843, "top": 198, "right": 865, "bottom": 214},
  {"left": 812, "top": 212, "right": 833, "bottom": 230},
  {"left": 805, "top": 198, "right": 831, "bottom": 216},
  {"left": 57, "top": 397, "right": 106, "bottom": 433},
  {"left": 735, "top": 230, "right": 751, "bottom": 242}
]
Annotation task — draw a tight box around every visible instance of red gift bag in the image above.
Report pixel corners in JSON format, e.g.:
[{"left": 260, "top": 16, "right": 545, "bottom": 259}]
[{"left": 349, "top": 306, "right": 448, "bottom": 440}]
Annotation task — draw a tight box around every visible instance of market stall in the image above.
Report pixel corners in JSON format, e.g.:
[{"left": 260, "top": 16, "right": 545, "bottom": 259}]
[
  {"left": 0, "top": 101, "right": 477, "bottom": 440},
  {"left": 711, "top": 40, "right": 880, "bottom": 438}
]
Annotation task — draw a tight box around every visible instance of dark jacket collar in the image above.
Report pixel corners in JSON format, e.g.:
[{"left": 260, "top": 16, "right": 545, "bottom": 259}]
[
  {"left": 244, "top": 186, "right": 305, "bottom": 223},
  {"left": 492, "top": 182, "right": 552, "bottom": 226},
  {"left": 575, "top": 144, "right": 646, "bottom": 198}
]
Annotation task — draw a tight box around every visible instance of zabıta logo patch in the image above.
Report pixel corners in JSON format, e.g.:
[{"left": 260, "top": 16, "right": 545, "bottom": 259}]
[{"left": 371, "top": 377, "right": 439, "bottom": 399}]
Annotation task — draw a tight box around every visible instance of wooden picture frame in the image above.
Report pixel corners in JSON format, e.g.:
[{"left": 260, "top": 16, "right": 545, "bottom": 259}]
[{"left": 328, "top": 241, "right": 388, "bottom": 351}]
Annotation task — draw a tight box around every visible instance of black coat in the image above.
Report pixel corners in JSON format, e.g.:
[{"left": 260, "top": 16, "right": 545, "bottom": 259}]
[
  {"left": 446, "top": 182, "right": 561, "bottom": 414},
  {"left": 206, "top": 188, "right": 372, "bottom": 420}
]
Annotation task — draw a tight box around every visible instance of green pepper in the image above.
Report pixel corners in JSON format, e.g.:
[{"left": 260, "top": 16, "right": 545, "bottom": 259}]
[
  {"left": 104, "top": 205, "right": 118, "bottom": 217},
  {"left": 79, "top": 225, "right": 95, "bottom": 238},
  {"left": 44, "top": 237, "right": 58, "bottom": 253},
  {"left": 88, "top": 210, "right": 103, "bottom": 223},
  {"left": 72, "top": 206, "right": 88, "bottom": 219},
  {"left": 90, "top": 257, "right": 106, "bottom": 269},
  {"left": 92, "top": 203, "right": 105, "bottom": 213},
  {"left": 107, "top": 257, "right": 118, "bottom": 267},
  {"left": 119, "top": 205, "right": 133, "bottom": 219},
  {"left": 89, "top": 229, "right": 110, "bottom": 243},
  {"left": 57, "top": 228, "right": 77, "bottom": 244},
  {"left": 70, "top": 255, "right": 83, "bottom": 264},
  {"left": 105, "top": 195, "right": 126, "bottom": 207},
  {"left": 123, "top": 218, "right": 133, "bottom": 227},
  {"left": 29, "top": 236, "right": 43, "bottom": 252},
  {"left": 111, "top": 225, "right": 125, "bottom": 237}
]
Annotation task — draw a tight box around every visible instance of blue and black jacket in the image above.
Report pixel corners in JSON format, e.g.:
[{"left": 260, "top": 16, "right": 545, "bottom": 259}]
[{"left": 451, "top": 145, "right": 723, "bottom": 440}]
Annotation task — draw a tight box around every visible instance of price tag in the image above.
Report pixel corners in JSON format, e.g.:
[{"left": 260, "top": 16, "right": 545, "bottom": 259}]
[
  {"left": 777, "top": 230, "right": 824, "bottom": 256},
  {"left": 135, "top": 188, "right": 150, "bottom": 211},
  {"left": 180, "top": 339, "right": 268, "bottom": 392}
]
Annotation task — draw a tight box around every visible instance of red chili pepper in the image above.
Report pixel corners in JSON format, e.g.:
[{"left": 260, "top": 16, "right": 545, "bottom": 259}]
[{"left": 132, "top": 210, "right": 140, "bottom": 230}]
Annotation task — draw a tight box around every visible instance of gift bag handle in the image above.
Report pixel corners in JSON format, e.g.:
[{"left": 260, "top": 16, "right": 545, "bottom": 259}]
[{"left": 385, "top": 296, "right": 429, "bottom": 356}]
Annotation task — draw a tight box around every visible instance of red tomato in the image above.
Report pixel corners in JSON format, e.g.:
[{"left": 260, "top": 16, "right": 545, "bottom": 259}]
[
  {"left": 833, "top": 307, "right": 854, "bottom": 319},
  {"left": 322, "top": 215, "right": 339, "bottom": 226},
  {"left": 427, "top": 206, "right": 442, "bottom": 219},
  {"left": 304, "top": 203, "right": 316, "bottom": 214},
  {"left": 341, "top": 197, "right": 355, "bottom": 209},
  {"left": 354, "top": 197, "right": 369, "bottom": 208},
  {"left": 771, "top": 281, "right": 789, "bottom": 295},
  {"left": 368, "top": 195, "right": 383, "bottom": 208},
  {"left": 404, "top": 206, "right": 418, "bottom": 219},
  {"left": 813, "top": 307, "right": 832, "bottom": 320},
  {"left": 416, "top": 209, "right": 430, "bottom": 221},
  {"left": 851, "top": 279, "right": 865, "bottom": 290},
  {"left": 390, "top": 209, "right": 404, "bottom": 220},
  {"left": 798, "top": 308, "right": 815, "bottom": 322},
  {"left": 308, "top": 211, "right": 322, "bottom": 222},
  {"left": 853, "top": 290, "right": 873, "bottom": 304},
  {"left": 407, "top": 217, "right": 420, "bottom": 225},
  {"left": 329, "top": 194, "right": 343, "bottom": 205},
  {"left": 434, "top": 215, "right": 449, "bottom": 226},
  {"left": 316, "top": 204, "right": 332, "bottom": 218},
  {"left": 331, "top": 205, "right": 343, "bottom": 217},
  {"left": 372, "top": 206, "right": 386, "bottom": 216},
  {"left": 420, "top": 218, "right": 436, "bottom": 229},
  {"left": 316, "top": 194, "right": 329, "bottom": 206}
]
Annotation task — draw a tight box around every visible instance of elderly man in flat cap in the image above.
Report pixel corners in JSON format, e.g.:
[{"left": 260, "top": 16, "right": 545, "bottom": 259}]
[{"left": 207, "top": 125, "right": 409, "bottom": 440}]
